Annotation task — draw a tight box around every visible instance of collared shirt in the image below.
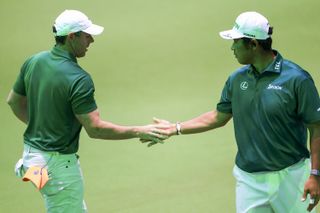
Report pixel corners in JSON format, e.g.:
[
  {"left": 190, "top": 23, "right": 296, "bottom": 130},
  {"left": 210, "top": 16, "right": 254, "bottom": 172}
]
[
  {"left": 217, "top": 50, "right": 320, "bottom": 172},
  {"left": 13, "top": 46, "right": 97, "bottom": 154}
]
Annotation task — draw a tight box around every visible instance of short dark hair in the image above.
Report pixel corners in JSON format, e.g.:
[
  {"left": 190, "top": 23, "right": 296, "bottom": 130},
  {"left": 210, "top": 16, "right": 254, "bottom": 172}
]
[
  {"left": 241, "top": 26, "right": 273, "bottom": 51},
  {"left": 242, "top": 37, "right": 273, "bottom": 51},
  {"left": 52, "top": 26, "right": 81, "bottom": 45}
]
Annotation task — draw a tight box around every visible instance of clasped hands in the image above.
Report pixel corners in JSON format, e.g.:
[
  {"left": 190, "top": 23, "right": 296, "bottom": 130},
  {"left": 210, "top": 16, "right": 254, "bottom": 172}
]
[{"left": 139, "top": 118, "right": 175, "bottom": 147}]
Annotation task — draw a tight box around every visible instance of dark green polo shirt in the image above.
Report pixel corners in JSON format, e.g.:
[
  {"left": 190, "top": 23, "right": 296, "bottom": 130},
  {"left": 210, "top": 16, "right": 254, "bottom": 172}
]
[
  {"left": 13, "top": 46, "right": 97, "bottom": 154},
  {"left": 217, "top": 51, "right": 320, "bottom": 172}
]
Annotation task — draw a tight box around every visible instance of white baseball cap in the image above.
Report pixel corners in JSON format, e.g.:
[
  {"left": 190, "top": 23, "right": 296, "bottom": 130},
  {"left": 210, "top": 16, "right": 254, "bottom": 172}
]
[
  {"left": 219, "top": 11, "right": 271, "bottom": 40},
  {"left": 54, "top": 10, "right": 104, "bottom": 36}
]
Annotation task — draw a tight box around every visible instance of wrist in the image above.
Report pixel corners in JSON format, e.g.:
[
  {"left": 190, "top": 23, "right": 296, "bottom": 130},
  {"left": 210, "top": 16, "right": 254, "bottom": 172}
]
[
  {"left": 175, "top": 122, "right": 182, "bottom": 135},
  {"left": 132, "top": 126, "right": 140, "bottom": 138},
  {"left": 311, "top": 169, "right": 320, "bottom": 177}
]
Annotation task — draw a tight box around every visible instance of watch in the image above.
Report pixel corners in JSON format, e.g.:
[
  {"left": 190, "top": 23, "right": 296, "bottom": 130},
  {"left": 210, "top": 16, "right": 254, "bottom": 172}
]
[
  {"left": 176, "top": 122, "right": 182, "bottom": 135},
  {"left": 311, "top": 169, "right": 320, "bottom": 176}
]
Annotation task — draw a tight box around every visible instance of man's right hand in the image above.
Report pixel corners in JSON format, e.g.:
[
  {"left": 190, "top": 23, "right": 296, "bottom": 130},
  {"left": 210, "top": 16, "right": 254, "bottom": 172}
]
[{"left": 140, "top": 117, "right": 176, "bottom": 147}]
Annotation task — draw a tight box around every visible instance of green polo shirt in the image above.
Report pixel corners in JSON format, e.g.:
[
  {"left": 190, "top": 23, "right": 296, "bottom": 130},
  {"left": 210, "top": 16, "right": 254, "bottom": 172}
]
[
  {"left": 217, "top": 51, "right": 320, "bottom": 172},
  {"left": 13, "top": 46, "right": 97, "bottom": 154}
]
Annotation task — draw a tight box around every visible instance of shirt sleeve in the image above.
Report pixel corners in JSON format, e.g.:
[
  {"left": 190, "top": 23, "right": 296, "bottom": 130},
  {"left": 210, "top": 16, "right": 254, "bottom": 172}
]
[
  {"left": 296, "top": 77, "right": 320, "bottom": 124},
  {"left": 13, "top": 59, "right": 30, "bottom": 96},
  {"left": 216, "top": 77, "right": 233, "bottom": 114},
  {"left": 70, "top": 74, "right": 98, "bottom": 115}
]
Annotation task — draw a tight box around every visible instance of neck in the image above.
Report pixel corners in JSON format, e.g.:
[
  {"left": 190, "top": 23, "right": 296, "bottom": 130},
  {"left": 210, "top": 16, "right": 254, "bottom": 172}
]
[
  {"left": 252, "top": 50, "right": 275, "bottom": 73},
  {"left": 56, "top": 42, "right": 75, "bottom": 57}
]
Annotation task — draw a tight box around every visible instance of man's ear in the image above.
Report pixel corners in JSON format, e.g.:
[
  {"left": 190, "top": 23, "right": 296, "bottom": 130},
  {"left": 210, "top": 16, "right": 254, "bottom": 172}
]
[
  {"left": 68, "top": 33, "right": 75, "bottom": 40},
  {"left": 251, "top": 40, "right": 258, "bottom": 49}
]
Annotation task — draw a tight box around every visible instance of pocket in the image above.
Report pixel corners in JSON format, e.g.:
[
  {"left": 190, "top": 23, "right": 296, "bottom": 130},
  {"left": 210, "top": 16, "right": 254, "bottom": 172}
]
[{"left": 23, "top": 152, "right": 49, "bottom": 168}]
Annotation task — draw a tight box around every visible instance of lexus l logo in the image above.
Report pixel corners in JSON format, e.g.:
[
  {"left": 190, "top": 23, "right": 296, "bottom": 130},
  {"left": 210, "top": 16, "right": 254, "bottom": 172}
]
[{"left": 240, "top": 81, "right": 248, "bottom": 90}]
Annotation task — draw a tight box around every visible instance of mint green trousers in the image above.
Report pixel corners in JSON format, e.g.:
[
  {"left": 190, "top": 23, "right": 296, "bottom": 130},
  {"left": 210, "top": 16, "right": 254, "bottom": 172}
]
[{"left": 20, "top": 144, "right": 87, "bottom": 213}]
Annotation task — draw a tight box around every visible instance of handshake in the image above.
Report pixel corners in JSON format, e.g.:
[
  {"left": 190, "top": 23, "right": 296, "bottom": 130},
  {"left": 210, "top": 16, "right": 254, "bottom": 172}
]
[{"left": 137, "top": 117, "right": 180, "bottom": 147}]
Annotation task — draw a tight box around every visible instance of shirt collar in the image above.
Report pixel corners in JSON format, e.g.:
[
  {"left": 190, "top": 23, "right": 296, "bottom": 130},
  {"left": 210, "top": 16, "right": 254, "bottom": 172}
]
[
  {"left": 249, "top": 50, "right": 283, "bottom": 75},
  {"left": 51, "top": 45, "right": 77, "bottom": 63}
]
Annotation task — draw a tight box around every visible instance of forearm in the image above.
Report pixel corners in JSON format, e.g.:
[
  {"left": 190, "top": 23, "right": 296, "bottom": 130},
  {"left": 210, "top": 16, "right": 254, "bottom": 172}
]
[
  {"left": 311, "top": 139, "right": 320, "bottom": 172},
  {"left": 76, "top": 110, "right": 163, "bottom": 141},
  {"left": 7, "top": 90, "right": 28, "bottom": 124},
  {"left": 309, "top": 124, "right": 320, "bottom": 171},
  {"left": 87, "top": 119, "right": 139, "bottom": 140},
  {"left": 170, "top": 110, "right": 232, "bottom": 136},
  {"left": 9, "top": 104, "right": 28, "bottom": 124}
]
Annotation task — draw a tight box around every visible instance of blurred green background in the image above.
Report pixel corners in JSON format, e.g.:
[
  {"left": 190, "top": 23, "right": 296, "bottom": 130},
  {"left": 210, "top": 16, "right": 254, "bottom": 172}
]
[{"left": 1, "top": 0, "right": 319, "bottom": 212}]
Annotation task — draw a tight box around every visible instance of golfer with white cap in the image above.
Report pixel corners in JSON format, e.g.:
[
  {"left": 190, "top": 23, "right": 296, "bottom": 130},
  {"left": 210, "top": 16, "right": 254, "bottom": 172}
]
[
  {"left": 151, "top": 11, "right": 320, "bottom": 212},
  {"left": 7, "top": 10, "right": 168, "bottom": 212}
]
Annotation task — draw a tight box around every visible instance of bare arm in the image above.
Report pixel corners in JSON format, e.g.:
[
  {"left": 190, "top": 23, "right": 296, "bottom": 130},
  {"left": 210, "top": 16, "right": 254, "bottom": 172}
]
[
  {"left": 177, "top": 110, "right": 232, "bottom": 135},
  {"left": 309, "top": 122, "right": 320, "bottom": 176},
  {"left": 7, "top": 90, "right": 28, "bottom": 124},
  {"left": 303, "top": 122, "right": 320, "bottom": 211},
  {"left": 154, "top": 110, "right": 232, "bottom": 136},
  {"left": 76, "top": 109, "right": 168, "bottom": 142}
]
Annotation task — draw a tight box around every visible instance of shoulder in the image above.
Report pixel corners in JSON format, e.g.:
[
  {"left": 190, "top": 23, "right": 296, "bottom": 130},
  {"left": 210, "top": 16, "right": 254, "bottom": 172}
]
[
  {"left": 19, "top": 51, "right": 50, "bottom": 75},
  {"left": 29, "top": 50, "right": 51, "bottom": 61},
  {"left": 281, "top": 58, "right": 313, "bottom": 82},
  {"left": 227, "top": 65, "right": 250, "bottom": 82},
  {"left": 232, "top": 65, "right": 250, "bottom": 76},
  {"left": 70, "top": 69, "right": 95, "bottom": 90},
  {"left": 72, "top": 66, "right": 92, "bottom": 81},
  {"left": 22, "top": 50, "right": 49, "bottom": 64}
]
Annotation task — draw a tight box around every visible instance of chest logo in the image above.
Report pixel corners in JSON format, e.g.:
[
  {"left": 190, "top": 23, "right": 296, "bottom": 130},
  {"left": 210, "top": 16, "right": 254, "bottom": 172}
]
[
  {"left": 240, "top": 81, "right": 248, "bottom": 90},
  {"left": 267, "top": 84, "right": 282, "bottom": 90},
  {"left": 317, "top": 107, "right": 320, "bottom": 112}
]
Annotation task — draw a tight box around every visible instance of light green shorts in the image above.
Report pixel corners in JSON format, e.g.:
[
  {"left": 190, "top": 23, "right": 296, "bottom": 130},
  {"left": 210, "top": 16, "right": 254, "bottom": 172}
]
[
  {"left": 233, "top": 158, "right": 315, "bottom": 213},
  {"left": 20, "top": 144, "right": 87, "bottom": 213}
]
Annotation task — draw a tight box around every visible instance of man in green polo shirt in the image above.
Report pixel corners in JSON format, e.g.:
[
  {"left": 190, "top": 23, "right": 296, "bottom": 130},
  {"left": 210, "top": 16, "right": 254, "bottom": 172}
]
[
  {"left": 7, "top": 10, "right": 168, "bottom": 213},
  {"left": 149, "top": 11, "right": 320, "bottom": 212}
]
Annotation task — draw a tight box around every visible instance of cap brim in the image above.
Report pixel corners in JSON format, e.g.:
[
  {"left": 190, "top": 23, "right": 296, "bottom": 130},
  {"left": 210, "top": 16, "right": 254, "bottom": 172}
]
[
  {"left": 219, "top": 29, "right": 244, "bottom": 40},
  {"left": 83, "top": 24, "right": 104, "bottom": 35}
]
